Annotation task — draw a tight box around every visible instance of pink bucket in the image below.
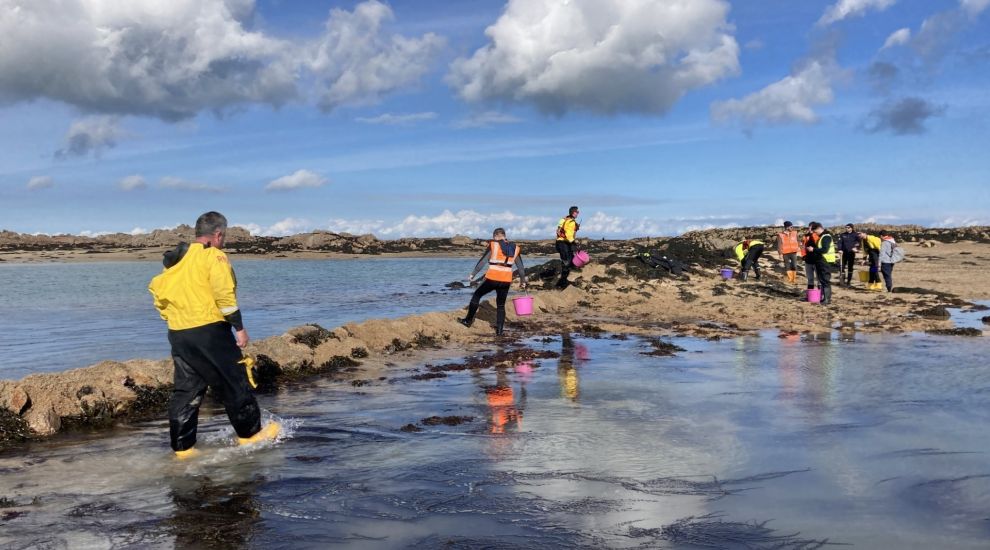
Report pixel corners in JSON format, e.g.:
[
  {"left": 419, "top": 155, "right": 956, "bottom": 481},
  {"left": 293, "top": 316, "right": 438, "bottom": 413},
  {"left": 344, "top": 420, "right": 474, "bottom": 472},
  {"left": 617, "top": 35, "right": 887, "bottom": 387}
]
[
  {"left": 572, "top": 250, "right": 590, "bottom": 267},
  {"left": 512, "top": 296, "right": 534, "bottom": 316},
  {"left": 807, "top": 289, "right": 821, "bottom": 303}
]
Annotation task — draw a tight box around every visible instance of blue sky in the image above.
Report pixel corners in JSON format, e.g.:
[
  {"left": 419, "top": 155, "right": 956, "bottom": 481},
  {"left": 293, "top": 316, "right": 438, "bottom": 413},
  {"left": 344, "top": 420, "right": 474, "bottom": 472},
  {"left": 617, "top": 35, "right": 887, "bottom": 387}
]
[{"left": 0, "top": 0, "right": 987, "bottom": 238}]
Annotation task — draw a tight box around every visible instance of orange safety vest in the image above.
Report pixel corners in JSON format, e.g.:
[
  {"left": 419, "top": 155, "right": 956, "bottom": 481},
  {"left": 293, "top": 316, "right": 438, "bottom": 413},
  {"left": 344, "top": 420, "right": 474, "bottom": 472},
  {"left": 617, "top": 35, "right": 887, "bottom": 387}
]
[
  {"left": 777, "top": 230, "right": 800, "bottom": 255},
  {"left": 486, "top": 240, "right": 520, "bottom": 283}
]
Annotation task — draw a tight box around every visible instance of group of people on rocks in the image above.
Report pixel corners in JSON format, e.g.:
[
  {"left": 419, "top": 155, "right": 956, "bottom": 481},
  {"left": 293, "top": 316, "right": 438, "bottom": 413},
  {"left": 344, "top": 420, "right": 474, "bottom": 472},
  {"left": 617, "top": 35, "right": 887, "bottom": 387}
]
[{"left": 735, "top": 221, "right": 904, "bottom": 306}]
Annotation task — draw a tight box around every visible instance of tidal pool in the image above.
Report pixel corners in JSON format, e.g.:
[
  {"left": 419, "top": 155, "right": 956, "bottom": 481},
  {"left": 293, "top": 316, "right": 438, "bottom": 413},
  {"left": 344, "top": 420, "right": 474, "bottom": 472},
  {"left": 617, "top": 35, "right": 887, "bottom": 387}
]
[{"left": 1, "top": 331, "right": 988, "bottom": 549}]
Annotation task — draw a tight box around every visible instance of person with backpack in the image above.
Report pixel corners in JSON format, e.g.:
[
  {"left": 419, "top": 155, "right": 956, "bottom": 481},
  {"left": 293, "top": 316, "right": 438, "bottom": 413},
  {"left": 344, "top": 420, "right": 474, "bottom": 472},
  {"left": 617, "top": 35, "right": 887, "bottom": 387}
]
[
  {"left": 805, "top": 222, "right": 836, "bottom": 305},
  {"left": 775, "top": 221, "right": 803, "bottom": 284},
  {"left": 554, "top": 206, "right": 580, "bottom": 289},
  {"left": 733, "top": 238, "right": 765, "bottom": 281},
  {"left": 837, "top": 223, "right": 860, "bottom": 286},
  {"left": 459, "top": 227, "right": 528, "bottom": 336},
  {"left": 878, "top": 229, "right": 902, "bottom": 292},
  {"left": 857, "top": 231, "right": 884, "bottom": 291}
]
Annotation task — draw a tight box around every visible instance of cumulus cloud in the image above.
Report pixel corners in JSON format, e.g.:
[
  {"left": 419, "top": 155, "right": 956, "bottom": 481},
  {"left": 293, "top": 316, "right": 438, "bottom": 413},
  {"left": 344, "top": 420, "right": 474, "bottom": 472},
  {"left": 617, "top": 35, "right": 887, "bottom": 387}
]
[
  {"left": 264, "top": 169, "right": 328, "bottom": 192},
  {"left": 355, "top": 112, "right": 437, "bottom": 125},
  {"left": 0, "top": 1, "right": 444, "bottom": 120},
  {"left": 882, "top": 28, "right": 912, "bottom": 49},
  {"left": 0, "top": 0, "right": 297, "bottom": 120},
  {"left": 55, "top": 116, "right": 127, "bottom": 158},
  {"left": 818, "top": 0, "right": 897, "bottom": 26},
  {"left": 711, "top": 58, "right": 837, "bottom": 129},
  {"left": 159, "top": 176, "right": 225, "bottom": 193},
  {"left": 307, "top": 0, "right": 445, "bottom": 111},
  {"left": 118, "top": 175, "right": 147, "bottom": 191},
  {"left": 447, "top": 0, "right": 740, "bottom": 116},
  {"left": 26, "top": 176, "right": 53, "bottom": 190},
  {"left": 454, "top": 111, "right": 523, "bottom": 129},
  {"left": 861, "top": 97, "right": 946, "bottom": 135},
  {"left": 243, "top": 217, "right": 315, "bottom": 236}
]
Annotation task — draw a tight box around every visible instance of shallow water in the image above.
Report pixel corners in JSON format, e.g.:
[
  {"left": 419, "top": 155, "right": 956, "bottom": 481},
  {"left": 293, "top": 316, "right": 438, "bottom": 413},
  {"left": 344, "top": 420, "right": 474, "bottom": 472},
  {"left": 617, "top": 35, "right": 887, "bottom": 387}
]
[
  {"left": 0, "top": 258, "right": 488, "bottom": 379},
  {"left": 1, "top": 331, "right": 988, "bottom": 548}
]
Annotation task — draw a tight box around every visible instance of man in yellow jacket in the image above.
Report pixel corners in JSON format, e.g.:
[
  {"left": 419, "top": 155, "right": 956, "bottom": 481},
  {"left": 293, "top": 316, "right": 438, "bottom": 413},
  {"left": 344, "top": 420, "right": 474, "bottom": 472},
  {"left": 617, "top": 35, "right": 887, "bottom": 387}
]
[
  {"left": 555, "top": 206, "right": 580, "bottom": 289},
  {"left": 149, "top": 211, "right": 278, "bottom": 458}
]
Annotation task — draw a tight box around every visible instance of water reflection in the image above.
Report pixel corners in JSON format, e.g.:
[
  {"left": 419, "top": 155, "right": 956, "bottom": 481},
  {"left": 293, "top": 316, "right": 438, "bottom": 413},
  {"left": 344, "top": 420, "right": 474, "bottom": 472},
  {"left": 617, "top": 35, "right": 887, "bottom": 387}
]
[
  {"left": 2, "top": 332, "right": 988, "bottom": 548},
  {"left": 557, "top": 333, "right": 587, "bottom": 402}
]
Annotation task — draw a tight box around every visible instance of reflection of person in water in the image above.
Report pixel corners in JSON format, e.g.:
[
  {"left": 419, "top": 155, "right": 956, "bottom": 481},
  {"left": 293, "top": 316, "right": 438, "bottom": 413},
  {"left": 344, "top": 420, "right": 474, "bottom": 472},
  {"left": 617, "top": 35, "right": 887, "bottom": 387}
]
[
  {"left": 485, "top": 367, "right": 523, "bottom": 434},
  {"left": 558, "top": 333, "right": 587, "bottom": 402}
]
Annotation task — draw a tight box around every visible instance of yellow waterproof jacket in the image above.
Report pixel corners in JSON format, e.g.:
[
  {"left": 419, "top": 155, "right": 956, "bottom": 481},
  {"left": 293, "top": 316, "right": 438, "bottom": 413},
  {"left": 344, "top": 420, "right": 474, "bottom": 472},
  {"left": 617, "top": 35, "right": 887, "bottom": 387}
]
[
  {"left": 556, "top": 217, "right": 578, "bottom": 242},
  {"left": 733, "top": 240, "right": 764, "bottom": 261},
  {"left": 149, "top": 243, "right": 239, "bottom": 331},
  {"left": 861, "top": 234, "right": 881, "bottom": 252}
]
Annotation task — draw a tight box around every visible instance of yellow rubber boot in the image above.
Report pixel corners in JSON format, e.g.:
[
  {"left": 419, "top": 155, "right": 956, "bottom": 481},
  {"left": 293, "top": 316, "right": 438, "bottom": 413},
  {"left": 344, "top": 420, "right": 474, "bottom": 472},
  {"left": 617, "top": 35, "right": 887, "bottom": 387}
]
[
  {"left": 238, "top": 421, "right": 281, "bottom": 446},
  {"left": 786, "top": 270, "right": 796, "bottom": 284},
  {"left": 174, "top": 447, "right": 201, "bottom": 460}
]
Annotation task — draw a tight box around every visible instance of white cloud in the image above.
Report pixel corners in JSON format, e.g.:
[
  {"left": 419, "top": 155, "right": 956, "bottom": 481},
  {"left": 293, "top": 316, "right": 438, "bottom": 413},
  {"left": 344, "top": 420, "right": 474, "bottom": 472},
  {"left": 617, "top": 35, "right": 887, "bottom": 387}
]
[
  {"left": 0, "top": 0, "right": 297, "bottom": 120},
  {"left": 264, "top": 169, "right": 327, "bottom": 192},
  {"left": 118, "top": 175, "right": 147, "bottom": 191},
  {"left": 960, "top": 0, "right": 990, "bottom": 17},
  {"left": 355, "top": 112, "right": 437, "bottom": 125},
  {"left": 55, "top": 116, "right": 127, "bottom": 158},
  {"left": 818, "top": 0, "right": 897, "bottom": 26},
  {"left": 447, "top": 0, "right": 739, "bottom": 116},
  {"left": 882, "top": 28, "right": 912, "bottom": 49},
  {"left": 129, "top": 227, "right": 149, "bottom": 235},
  {"left": 307, "top": 0, "right": 446, "bottom": 111},
  {"left": 711, "top": 59, "right": 837, "bottom": 129},
  {"left": 0, "top": 1, "right": 444, "bottom": 120},
  {"left": 26, "top": 176, "right": 53, "bottom": 190},
  {"left": 454, "top": 111, "right": 523, "bottom": 129},
  {"left": 159, "top": 176, "right": 225, "bottom": 193}
]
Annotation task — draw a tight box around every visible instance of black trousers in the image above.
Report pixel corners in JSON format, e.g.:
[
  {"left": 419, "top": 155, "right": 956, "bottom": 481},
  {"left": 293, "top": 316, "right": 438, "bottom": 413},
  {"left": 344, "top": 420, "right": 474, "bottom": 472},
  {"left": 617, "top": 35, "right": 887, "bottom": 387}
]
[
  {"left": 556, "top": 240, "right": 574, "bottom": 286},
  {"left": 167, "top": 322, "right": 261, "bottom": 451},
  {"left": 881, "top": 262, "right": 894, "bottom": 292},
  {"left": 814, "top": 260, "right": 832, "bottom": 304},
  {"left": 742, "top": 245, "right": 764, "bottom": 278},
  {"left": 867, "top": 250, "right": 880, "bottom": 283},
  {"left": 782, "top": 252, "right": 797, "bottom": 271},
  {"left": 841, "top": 250, "right": 856, "bottom": 283},
  {"left": 805, "top": 262, "right": 817, "bottom": 289},
  {"left": 466, "top": 279, "right": 511, "bottom": 333}
]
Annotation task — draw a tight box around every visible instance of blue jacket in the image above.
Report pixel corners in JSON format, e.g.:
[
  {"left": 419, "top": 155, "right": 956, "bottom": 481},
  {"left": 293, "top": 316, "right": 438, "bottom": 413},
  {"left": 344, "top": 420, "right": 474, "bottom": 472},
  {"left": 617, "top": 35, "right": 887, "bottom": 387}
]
[{"left": 837, "top": 232, "right": 860, "bottom": 253}]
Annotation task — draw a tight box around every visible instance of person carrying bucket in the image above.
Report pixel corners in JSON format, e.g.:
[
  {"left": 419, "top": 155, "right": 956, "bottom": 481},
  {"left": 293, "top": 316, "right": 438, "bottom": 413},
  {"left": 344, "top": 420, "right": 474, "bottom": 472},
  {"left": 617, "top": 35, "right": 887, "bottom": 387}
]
[
  {"left": 554, "top": 206, "right": 580, "bottom": 289},
  {"left": 733, "top": 238, "right": 765, "bottom": 281},
  {"left": 801, "top": 222, "right": 819, "bottom": 290},
  {"left": 459, "top": 227, "right": 528, "bottom": 336},
  {"left": 805, "top": 222, "right": 835, "bottom": 305},
  {"left": 149, "top": 211, "right": 279, "bottom": 460},
  {"left": 775, "top": 221, "right": 803, "bottom": 284},
  {"left": 857, "top": 231, "right": 883, "bottom": 291}
]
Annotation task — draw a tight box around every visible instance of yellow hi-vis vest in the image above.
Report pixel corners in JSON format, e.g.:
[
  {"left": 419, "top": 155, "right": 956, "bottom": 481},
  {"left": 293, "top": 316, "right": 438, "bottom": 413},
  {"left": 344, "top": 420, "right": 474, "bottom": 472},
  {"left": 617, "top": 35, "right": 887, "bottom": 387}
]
[
  {"left": 486, "top": 240, "right": 520, "bottom": 283},
  {"left": 862, "top": 234, "right": 881, "bottom": 252},
  {"left": 733, "top": 240, "right": 764, "bottom": 262},
  {"left": 819, "top": 234, "right": 836, "bottom": 263},
  {"left": 149, "top": 243, "right": 239, "bottom": 331}
]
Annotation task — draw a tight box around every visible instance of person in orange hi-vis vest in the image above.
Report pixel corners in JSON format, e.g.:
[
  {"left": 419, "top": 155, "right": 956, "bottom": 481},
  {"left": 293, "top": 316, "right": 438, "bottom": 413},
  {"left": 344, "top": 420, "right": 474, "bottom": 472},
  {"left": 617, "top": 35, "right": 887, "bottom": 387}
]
[
  {"left": 775, "top": 221, "right": 804, "bottom": 284},
  {"left": 459, "top": 227, "right": 528, "bottom": 336}
]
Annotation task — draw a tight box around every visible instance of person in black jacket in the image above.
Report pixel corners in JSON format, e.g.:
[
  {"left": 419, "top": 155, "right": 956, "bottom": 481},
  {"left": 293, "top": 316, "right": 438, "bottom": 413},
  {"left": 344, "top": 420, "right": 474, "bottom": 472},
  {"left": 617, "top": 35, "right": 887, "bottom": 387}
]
[{"left": 836, "top": 223, "right": 860, "bottom": 286}]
